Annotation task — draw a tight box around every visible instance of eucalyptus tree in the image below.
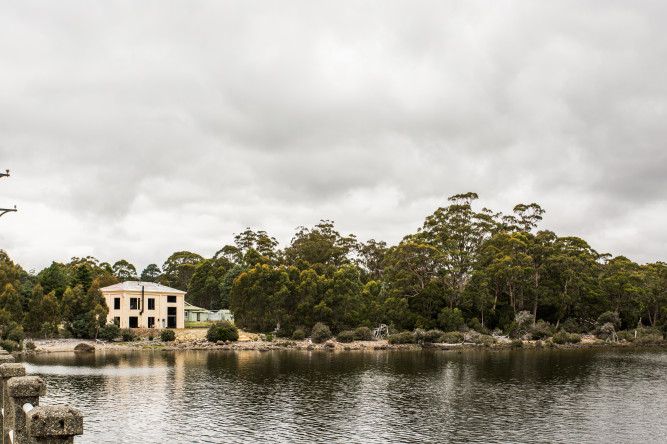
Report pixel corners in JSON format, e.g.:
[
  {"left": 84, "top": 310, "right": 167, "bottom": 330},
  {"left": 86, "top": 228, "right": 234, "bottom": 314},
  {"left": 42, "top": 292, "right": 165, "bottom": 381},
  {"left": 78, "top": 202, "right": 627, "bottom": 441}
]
[
  {"left": 112, "top": 260, "right": 138, "bottom": 281},
  {"left": 38, "top": 262, "right": 70, "bottom": 299},
  {"left": 601, "top": 256, "right": 644, "bottom": 328},
  {"left": 284, "top": 220, "right": 358, "bottom": 268},
  {"left": 187, "top": 259, "right": 225, "bottom": 309},
  {"left": 358, "top": 239, "right": 387, "bottom": 283},
  {"left": 417, "top": 192, "right": 499, "bottom": 309},
  {"left": 547, "top": 237, "right": 601, "bottom": 327},
  {"left": 641, "top": 262, "right": 667, "bottom": 327},
  {"left": 161, "top": 251, "right": 204, "bottom": 290},
  {"left": 234, "top": 228, "right": 281, "bottom": 264},
  {"left": 140, "top": 264, "right": 161, "bottom": 282}
]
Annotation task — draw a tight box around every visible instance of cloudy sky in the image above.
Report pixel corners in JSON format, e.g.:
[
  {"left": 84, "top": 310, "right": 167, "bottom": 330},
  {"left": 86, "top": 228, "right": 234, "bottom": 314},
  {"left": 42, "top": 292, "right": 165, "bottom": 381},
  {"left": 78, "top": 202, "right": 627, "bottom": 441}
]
[{"left": 1, "top": 1, "right": 666, "bottom": 273}]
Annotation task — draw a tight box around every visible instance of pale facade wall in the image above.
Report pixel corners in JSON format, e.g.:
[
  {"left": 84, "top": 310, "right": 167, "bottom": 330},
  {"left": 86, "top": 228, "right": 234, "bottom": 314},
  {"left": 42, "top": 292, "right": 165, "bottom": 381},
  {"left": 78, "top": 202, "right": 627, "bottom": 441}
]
[{"left": 103, "top": 290, "right": 185, "bottom": 329}]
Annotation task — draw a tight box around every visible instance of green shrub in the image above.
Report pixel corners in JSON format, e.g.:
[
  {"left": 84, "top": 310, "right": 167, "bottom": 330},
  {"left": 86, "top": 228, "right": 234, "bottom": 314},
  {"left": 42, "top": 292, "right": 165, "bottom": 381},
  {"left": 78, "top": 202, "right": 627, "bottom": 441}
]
[
  {"left": 292, "top": 329, "right": 306, "bottom": 340},
  {"left": 98, "top": 324, "right": 120, "bottom": 341},
  {"left": 25, "top": 341, "right": 36, "bottom": 351},
  {"left": 265, "top": 333, "right": 273, "bottom": 342},
  {"left": 511, "top": 339, "right": 523, "bottom": 349},
  {"left": 336, "top": 330, "right": 355, "bottom": 343},
  {"left": 472, "top": 334, "right": 496, "bottom": 346},
  {"left": 636, "top": 333, "right": 664, "bottom": 344},
  {"left": 467, "top": 317, "right": 486, "bottom": 333},
  {"left": 562, "top": 318, "right": 586, "bottom": 334},
  {"left": 553, "top": 331, "right": 581, "bottom": 344},
  {"left": 552, "top": 331, "right": 568, "bottom": 344},
  {"left": 206, "top": 321, "right": 239, "bottom": 342},
  {"left": 353, "top": 326, "right": 373, "bottom": 341},
  {"left": 6, "top": 327, "right": 25, "bottom": 344},
  {"left": 597, "top": 311, "right": 621, "bottom": 329},
  {"left": 311, "top": 323, "right": 332, "bottom": 344},
  {"left": 275, "top": 327, "right": 292, "bottom": 338},
  {"left": 595, "top": 322, "right": 617, "bottom": 340},
  {"left": 160, "top": 329, "right": 176, "bottom": 342},
  {"left": 40, "top": 322, "right": 58, "bottom": 339},
  {"left": 617, "top": 330, "right": 635, "bottom": 342},
  {"left": 0, "top": 340, "right": 20, "bottom": 352},
  {"left": 438, "top": 308, "right": 465, "bottom": 332},
  {"left": 530, "top": 320, "right": 554, "bottom": 340},
  {"left": 120, "top": 328, "right": 136, "bottom": 342},
  {"left": 439, "top": 332, "right": 464, "bottom": 343},
  {"left": 504, "top": 321, "right": 519, "bottom": 339},
  {"left": 417, "top": 329, "right": 444, "bottom": 343},
  {"left": 387, "top": 331, "right": 415, "bottom": 344}
]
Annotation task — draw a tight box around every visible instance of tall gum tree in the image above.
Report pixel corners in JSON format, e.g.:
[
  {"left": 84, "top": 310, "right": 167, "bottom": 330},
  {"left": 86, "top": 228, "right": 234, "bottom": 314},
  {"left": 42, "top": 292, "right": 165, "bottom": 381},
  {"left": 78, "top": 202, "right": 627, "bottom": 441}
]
[{"left": 417, "top": 192, "right": 498, "bottom": 309}]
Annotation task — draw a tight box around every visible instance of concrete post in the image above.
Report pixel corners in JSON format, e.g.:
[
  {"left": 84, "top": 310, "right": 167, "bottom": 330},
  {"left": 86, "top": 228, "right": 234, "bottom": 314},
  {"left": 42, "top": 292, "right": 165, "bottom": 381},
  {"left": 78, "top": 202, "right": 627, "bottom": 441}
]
[
  {"left": 26, "top": 406, "right": 83, "bottom": 444},
  {"left": 7, "top": 376, "right": 46, "bottom": 444},
  {"left": 0, "top": 363, "right": 25, "bottom": 443}
]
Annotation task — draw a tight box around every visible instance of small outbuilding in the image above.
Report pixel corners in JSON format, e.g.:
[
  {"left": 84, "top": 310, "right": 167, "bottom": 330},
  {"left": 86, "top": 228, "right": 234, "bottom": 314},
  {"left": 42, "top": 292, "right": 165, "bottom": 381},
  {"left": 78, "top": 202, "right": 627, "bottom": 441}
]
[
  {"left": 184, "top": 301, "right": 211, "bottom": 323},
  {"left": 209, "top": 309, "right": 234, "bottom": 322}
]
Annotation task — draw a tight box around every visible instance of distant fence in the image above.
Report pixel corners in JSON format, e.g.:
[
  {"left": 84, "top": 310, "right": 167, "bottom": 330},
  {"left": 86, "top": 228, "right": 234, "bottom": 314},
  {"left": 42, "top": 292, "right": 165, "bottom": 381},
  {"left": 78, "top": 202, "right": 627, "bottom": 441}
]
[{"left": 0, "top": 350, "right": 83, "bottom": 443}]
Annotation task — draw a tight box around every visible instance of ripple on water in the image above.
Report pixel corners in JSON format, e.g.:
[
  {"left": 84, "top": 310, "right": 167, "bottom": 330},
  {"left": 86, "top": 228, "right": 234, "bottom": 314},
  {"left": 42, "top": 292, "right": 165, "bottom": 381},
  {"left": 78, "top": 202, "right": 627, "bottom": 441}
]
[{"left": 19, "top": 348, "right": 667, "bottom": 444}]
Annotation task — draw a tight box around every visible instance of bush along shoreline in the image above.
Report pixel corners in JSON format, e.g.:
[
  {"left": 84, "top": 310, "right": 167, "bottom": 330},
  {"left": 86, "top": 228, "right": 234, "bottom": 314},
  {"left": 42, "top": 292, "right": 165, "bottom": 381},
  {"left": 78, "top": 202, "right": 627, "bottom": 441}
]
[{"left": 10, "top": 312, "right": 666, "bottom": 355}]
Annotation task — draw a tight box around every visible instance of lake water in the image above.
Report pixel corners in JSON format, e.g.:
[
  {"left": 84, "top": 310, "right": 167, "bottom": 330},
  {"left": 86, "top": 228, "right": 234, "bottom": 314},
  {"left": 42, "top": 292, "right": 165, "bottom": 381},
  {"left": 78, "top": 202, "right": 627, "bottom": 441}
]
[{"left": 18, "top": 348, "right": 667, "bottom": 443}]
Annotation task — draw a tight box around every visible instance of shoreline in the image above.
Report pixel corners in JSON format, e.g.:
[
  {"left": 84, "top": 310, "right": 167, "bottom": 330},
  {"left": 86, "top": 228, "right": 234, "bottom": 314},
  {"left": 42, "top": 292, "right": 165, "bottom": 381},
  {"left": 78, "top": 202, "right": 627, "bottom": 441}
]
[{"left": 15, "top": 336, "right": 667, "bottom": 355}]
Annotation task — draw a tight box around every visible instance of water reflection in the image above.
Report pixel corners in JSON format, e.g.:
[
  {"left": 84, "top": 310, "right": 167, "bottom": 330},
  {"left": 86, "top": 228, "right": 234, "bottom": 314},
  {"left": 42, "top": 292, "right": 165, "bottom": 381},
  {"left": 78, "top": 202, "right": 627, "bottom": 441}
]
[{"left": 19, "top": 348, "right": 667, "bottom": 443}]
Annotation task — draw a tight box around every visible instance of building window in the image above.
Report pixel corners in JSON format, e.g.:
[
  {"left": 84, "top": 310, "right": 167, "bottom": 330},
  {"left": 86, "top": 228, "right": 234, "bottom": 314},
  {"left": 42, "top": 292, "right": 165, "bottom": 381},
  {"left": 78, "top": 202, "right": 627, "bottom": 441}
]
[
  {"left": 148, "top": 298, "right": 155, "bottom": 310},
  {"left": 147, "top": 317, "right": 155, "bottom": 328},
  {"left": 114, "top": 298, "right": 120, "bottom": 310},
  {"left": 130, "top": 298, "right": 138, "bottom": 310},
  {"left": 167, "top": 295, "right": 177, "bottom": 303},
  {"left": 129, "top": 317, "right": 138, "bottom": 328},
  {"left": 196, "top": 312, "right": 201, "bottom": 322}
]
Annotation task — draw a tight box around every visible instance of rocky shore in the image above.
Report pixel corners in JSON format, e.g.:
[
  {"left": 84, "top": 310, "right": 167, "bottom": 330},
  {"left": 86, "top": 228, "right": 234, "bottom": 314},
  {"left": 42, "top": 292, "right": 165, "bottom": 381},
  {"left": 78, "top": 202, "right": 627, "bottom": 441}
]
[{"left": 15, "top": 332, "right": 666, "bottom": 355}]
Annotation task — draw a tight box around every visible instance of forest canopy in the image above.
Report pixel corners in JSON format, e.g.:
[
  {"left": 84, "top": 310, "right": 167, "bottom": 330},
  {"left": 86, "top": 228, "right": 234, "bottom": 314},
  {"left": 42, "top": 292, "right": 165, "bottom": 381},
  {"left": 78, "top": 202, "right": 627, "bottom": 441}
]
[{"left": 1, "top": 193, "right": 666, "bottom": 341}]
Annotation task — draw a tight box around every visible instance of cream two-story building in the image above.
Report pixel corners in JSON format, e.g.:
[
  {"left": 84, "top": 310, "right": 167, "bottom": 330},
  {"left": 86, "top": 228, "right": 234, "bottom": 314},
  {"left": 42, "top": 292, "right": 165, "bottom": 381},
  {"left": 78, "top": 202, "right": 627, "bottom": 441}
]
[{"left": 101, "top": 281, "right": 185, "bottom": 329}]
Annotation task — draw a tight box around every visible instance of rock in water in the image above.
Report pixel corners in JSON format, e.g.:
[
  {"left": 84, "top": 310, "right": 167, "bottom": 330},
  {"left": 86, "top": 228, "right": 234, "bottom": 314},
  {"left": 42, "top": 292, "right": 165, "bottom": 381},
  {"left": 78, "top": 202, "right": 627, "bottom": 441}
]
[{"left": 74, "top": 343, "right": 95, "bottom": 352}]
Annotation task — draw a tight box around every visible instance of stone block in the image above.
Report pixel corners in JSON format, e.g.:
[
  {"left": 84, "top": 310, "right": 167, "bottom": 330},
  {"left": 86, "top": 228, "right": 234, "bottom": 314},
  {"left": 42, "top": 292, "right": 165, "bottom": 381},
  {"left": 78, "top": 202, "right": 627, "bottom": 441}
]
[
  {"left": 27, "top": 406, "right": 83, "bottom": 437},
  {"left": 7, "top": 376, "right": 46, "bottom": 397},
  {"left": 0, "top": 354, "right": 16, "bottom": 364},
  {"left": 0, "top": 363, "right": 26, "bottom": 378}
]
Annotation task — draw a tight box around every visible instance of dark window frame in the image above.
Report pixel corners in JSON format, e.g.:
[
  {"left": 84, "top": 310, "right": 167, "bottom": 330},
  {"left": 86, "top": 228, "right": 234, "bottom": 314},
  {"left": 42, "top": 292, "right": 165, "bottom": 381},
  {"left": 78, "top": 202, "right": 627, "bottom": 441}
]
[
  {"left": 167, "top": 295, "right": 177, "bottom": 303},
  {"left": 148, "top": 298, "right": 155, "bottom": 310},
  {"left": 130, "top": 298, "right": 138, "bottom": 310},
  {"left": 114, "top": 298, "right": 121, "bottom": 310}
]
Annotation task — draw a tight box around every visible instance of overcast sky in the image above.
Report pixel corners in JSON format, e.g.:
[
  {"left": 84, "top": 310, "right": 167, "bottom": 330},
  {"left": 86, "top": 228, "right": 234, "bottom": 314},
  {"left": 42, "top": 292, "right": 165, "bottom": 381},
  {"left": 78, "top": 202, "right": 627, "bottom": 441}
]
[{"left": 1, "top": 1, "right": 666, "bottom": 273}]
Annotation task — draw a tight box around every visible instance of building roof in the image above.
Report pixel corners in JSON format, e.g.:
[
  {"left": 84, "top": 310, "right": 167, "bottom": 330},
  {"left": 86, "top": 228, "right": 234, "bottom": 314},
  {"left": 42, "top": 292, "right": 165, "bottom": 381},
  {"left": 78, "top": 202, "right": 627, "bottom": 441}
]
[
  {"left": 184, "top": 301, "right": 209, "bottom": 312},
  {"left": 100, "top": 281, "right": 186, "bottom": 294}
]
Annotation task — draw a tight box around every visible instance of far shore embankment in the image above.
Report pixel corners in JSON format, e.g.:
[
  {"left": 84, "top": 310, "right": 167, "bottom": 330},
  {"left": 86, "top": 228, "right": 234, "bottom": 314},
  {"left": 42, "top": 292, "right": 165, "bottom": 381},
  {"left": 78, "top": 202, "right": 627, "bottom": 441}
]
[{"left": 14, "top": 329, "right": 667, "bottom": 355}]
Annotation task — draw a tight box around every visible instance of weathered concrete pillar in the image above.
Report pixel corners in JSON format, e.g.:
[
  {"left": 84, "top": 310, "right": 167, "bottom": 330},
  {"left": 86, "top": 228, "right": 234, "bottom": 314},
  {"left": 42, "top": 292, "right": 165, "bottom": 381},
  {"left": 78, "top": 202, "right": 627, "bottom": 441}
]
[
  {"left": 26, "top": 405, "right": 83, "bottom": 444},
  {"left": 0, "top": 363, "right": 25, "bottom": 443},
  {"left": 7, "top": 376, "right": 46, "bottom": 444}
]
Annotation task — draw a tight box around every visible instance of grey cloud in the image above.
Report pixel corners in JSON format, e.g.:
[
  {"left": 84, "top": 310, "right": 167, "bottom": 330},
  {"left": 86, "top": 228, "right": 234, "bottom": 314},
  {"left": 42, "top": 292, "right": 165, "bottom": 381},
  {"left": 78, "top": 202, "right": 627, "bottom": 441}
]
[{"left": 1, "top": 1, "right": 666, "bottom": 270}]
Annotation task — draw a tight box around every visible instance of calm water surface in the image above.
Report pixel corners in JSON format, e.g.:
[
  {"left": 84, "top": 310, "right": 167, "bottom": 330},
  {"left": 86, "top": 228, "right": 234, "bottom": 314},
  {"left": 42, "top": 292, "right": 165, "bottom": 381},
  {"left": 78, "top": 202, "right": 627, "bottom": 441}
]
[{"left": 19, "top": 348, "right": 667, "bottom": 443}]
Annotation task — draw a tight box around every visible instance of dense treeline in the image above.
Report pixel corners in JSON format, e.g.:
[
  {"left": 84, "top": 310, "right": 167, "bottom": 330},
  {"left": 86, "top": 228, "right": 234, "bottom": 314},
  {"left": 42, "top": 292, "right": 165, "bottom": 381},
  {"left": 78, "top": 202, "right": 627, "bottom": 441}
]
[{"left": 0, "top": 192, "right": 666, "bottom": 345}]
